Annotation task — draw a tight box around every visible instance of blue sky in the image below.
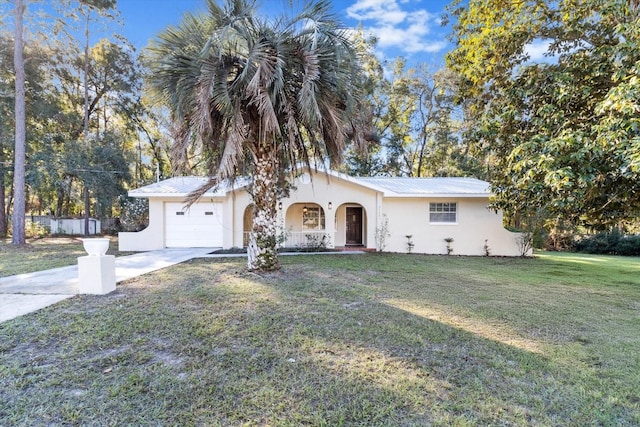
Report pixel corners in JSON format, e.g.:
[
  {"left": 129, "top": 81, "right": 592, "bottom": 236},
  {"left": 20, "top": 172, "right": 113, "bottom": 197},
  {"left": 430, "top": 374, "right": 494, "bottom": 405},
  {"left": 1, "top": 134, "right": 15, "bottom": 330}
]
[{"left": 117, "top": 0, "right": 454, "bottom": 67}]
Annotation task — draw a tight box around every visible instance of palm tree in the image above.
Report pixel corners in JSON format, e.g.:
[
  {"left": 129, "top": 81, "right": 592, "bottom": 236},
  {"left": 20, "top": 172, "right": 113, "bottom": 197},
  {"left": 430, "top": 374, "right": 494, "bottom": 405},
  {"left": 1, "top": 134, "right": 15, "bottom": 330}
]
[{"left": 148, "top": 0, "right": 369, "bottom": 270}]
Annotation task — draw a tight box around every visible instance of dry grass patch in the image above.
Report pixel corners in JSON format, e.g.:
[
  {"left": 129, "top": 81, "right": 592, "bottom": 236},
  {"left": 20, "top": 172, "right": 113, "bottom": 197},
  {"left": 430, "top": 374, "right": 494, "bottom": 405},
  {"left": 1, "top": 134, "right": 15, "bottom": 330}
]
[{"left": 1, "top": 252, "right": 639, "bottom": 425}]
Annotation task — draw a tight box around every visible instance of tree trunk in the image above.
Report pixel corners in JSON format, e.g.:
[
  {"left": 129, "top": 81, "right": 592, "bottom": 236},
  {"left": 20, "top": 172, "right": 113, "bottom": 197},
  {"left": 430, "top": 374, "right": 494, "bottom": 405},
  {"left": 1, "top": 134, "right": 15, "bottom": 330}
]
[
  {"left": 55, "top": 186, "right": 64, "bottom": 217},
  {"left": 12, "top": 0, "right": 26, "bottom": 245},
  {"left": 7, "top": 182, "right": 14, "bottom": 224},
  {"left": 0, "top": 166, "right": 6, "bottom": 238},
  {"left": 83, "top": 9, "right": 90, "bottom": 141},
  {"left": 83, "top": 186, "right": 90, "bottom": 236},
  {"left": 83, "top": 8, "right": 90, "bottom": 236},
  {"left": 0, "top": 126, "right": 7, "bottom": 238},
  {"left": 63, "top": 177, "right": 73, "bottom": 216},
  {"left": 247, "top": 143, "right": 280, "bottom": 271}
]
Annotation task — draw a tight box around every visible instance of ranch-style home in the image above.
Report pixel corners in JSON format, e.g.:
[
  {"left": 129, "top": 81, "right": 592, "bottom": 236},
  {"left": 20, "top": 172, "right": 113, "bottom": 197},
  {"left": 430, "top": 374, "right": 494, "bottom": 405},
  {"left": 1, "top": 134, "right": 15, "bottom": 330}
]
[{"left": 119, "top": 168, "right": 528, "bottom": 256}]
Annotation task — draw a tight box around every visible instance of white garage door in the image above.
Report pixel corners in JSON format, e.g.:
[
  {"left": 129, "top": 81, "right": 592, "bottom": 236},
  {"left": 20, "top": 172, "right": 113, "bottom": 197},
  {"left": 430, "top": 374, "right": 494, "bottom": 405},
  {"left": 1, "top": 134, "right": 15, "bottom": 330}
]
[{"left": 165, "top": 202, "right": 223, "bottom": 247}]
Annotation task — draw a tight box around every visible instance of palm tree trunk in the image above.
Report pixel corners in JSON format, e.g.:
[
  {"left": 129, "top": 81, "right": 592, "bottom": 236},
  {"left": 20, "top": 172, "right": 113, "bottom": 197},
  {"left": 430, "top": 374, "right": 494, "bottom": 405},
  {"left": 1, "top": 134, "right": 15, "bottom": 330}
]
[{"left": 247, "top": 143, "right": 279, "bottom": 271}]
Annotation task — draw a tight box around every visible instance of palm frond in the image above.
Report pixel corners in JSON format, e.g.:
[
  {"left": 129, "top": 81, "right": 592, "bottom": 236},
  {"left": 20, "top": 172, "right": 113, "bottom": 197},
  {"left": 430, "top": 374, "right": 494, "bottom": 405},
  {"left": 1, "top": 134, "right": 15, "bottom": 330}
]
[
  {"left": 219, "top": 110, "right": 248, "bottom": 178},
  {"left": 184, "top": 176, "right": 218, "bottom": 206},
  {"left": 149, "top": 0, "right": 371, "bottom": 189}
]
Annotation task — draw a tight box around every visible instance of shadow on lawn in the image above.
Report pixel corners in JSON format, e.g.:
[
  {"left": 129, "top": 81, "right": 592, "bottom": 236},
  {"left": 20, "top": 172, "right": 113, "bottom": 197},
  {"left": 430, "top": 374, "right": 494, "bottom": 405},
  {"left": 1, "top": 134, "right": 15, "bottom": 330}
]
[{"left": 0, "top": 255, "right": 637, "bottom": 425}]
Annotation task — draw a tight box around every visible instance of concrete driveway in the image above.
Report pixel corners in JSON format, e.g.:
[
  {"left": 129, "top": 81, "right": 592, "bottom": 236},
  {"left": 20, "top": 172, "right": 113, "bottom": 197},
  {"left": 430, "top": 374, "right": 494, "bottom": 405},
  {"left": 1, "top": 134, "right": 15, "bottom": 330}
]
[{"left": 0, "top": 248, "right": 216, "bottom": 323}]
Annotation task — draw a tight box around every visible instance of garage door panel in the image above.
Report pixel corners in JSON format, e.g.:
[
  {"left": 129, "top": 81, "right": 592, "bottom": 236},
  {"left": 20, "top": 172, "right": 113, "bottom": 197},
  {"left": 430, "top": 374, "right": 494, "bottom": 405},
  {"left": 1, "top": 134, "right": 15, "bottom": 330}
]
[{"left": 165, "top": 202, "right": 223, "bottom": 247}]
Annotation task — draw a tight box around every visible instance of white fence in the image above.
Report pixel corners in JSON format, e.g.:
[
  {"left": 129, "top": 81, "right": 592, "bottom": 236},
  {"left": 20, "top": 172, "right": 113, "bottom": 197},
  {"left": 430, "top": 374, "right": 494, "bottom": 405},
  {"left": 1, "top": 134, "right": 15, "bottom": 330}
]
[
  {"left": 50, "top": 218, "right": 101, "bottom": 235},
  {"left": 29, "top": 216, "right": 101, "bottom": 235},
  {"left": 29, "top": 215, "right": 51, "bottom": 229}
]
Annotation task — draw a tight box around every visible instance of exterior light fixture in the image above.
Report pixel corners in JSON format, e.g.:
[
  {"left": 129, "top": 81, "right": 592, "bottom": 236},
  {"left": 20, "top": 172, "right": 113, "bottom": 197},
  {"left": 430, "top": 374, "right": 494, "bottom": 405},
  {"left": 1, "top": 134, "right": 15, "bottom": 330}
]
[
  {"left": 303, "top": 206, "right": 308, "bottom": 213},
  {"left": 278, "top": 202, "right": 282, "bottom": 210},
  {"left": 328, "top": 202, "right": 333, "bottom": 210}
]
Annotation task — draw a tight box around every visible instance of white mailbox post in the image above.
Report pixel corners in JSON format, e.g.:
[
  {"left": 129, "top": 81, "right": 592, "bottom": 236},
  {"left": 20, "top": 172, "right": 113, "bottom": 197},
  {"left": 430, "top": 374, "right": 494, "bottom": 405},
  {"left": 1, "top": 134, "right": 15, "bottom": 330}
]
[{"left": 78, "top": 238, "right": 116, "bottom": 294}]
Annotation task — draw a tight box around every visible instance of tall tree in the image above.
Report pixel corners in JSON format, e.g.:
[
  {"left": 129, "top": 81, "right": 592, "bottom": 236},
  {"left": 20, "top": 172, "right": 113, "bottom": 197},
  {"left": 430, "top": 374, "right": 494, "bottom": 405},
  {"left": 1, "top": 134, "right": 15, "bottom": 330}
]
[
  {"left": 0, "top": 30, "right": 62, "bottom": 235},
  {"left": 79, "top": 0, "right": 117, "bottom": 235},
  {"left": 392, "top": 65, "right": 472, "bottom": 178},
  {"left": 447, "top": 0, "right": 640, "bottom": 231},
  {"left": 1, "top": 1, "right": 141, "bottom": 232},
  {"left": 345, "top": 50, "right": 478, "bottom": 178},
  {"left": 0, "top": 33, "right": 14, "bottom": 237},
  {"left": 42, "top": 0, "right": 142, "bottom": 220},
  {"left": 12, "top": 0, "right": 26, "bottom": 245},
  {"left": 148, "top": 0, "right": 369, "bottom": 271}
]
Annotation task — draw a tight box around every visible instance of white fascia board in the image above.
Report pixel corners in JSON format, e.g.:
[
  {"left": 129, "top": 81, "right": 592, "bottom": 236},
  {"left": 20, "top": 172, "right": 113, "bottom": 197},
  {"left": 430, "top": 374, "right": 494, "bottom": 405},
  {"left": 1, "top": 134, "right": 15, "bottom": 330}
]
[
  {"left": 127, "top": 192, "right": 226, "bottom": 199},
  {"left": 382, "top": 192, "right": 490, "bottom": 198}
]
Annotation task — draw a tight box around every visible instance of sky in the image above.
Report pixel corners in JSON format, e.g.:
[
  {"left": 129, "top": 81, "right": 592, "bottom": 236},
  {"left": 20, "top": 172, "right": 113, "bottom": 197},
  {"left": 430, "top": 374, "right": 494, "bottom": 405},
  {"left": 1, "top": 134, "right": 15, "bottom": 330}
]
[{"left": 116, "top": 0, "right": 454, "bottom": 68}]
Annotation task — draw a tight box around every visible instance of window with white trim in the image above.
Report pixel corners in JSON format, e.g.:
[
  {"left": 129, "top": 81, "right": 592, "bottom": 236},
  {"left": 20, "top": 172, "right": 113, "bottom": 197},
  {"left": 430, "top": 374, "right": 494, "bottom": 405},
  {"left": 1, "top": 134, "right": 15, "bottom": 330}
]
[
  {"left": 302, "top": 206, "right": 325, "bottom": 230},
  {"left": 429, "top": 202, "right": 457, "bottom": 223}
]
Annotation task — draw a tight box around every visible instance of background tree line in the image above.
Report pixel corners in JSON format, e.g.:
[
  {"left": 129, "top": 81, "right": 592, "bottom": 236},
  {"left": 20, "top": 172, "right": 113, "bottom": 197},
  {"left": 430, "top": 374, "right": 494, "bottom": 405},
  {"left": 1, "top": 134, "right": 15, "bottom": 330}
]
[
  {"left": 2, "top": 0, "right": 476, "bottom": 244},
  {"left": 2, "top": 0, "right": 639, "bottom": 252},
  {"left": 1, "top": 0, "right": 172, "bottom": 240}
]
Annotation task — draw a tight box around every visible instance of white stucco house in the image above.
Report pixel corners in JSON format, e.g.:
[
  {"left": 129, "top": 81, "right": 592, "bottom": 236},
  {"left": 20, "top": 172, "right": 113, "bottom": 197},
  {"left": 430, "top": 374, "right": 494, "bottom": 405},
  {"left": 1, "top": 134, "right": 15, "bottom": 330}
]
[{"left": 118, "top": 168, "right": 528, "bottom": 256}]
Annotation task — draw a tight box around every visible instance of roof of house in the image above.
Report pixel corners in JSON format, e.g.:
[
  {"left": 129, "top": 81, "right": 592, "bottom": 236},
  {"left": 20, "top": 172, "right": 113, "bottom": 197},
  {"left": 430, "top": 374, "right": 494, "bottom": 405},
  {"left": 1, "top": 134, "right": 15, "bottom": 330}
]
[
  {"left": 128, "top": 176, "right": 250, "bottom": 198},
  {"left": 129, "top": 173, "right": 490, "bottom": 198},
  {"left": 355, "top": 177, "right": 490, "bottom": 197}
]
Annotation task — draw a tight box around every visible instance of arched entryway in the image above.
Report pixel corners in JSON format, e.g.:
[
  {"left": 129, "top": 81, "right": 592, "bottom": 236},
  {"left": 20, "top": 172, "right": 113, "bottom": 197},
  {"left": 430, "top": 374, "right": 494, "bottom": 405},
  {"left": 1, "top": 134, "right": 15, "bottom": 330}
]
[
  {"left": 282, "top": 203, "right": 328, "bottom": 247},
  {"left": 335, "top": 203, "right": 367, "bottom": 247},
  {"left": 242, "top": 204, "right": 254, "bottom": 247}
]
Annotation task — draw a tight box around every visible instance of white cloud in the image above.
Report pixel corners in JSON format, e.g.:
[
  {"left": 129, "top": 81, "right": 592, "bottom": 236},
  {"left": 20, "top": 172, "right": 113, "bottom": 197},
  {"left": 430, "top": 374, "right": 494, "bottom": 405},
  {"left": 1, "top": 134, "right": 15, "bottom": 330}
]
[
  {"left": 346, "top": 0, "right": 407, "bottom": 25},
  {"left": 524, "top": 39, "right": 552, "bottom": 62},
  {"left": 345, "top": 0, "right": 447, "bottom": 57}
]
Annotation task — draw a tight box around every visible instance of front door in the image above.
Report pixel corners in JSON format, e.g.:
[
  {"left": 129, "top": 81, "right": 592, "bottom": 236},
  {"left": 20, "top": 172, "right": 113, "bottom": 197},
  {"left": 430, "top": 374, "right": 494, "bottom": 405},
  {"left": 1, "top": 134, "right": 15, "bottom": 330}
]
[{"left": 345, "top": 207, "right": 363, "bottom": 245}]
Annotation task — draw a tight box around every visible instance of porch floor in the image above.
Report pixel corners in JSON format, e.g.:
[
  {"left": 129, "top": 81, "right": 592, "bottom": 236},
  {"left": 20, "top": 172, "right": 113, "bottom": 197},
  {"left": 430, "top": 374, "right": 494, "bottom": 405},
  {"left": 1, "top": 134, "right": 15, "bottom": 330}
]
[{"left": 334, "top": 246, "right": 376, "bottom": 252}]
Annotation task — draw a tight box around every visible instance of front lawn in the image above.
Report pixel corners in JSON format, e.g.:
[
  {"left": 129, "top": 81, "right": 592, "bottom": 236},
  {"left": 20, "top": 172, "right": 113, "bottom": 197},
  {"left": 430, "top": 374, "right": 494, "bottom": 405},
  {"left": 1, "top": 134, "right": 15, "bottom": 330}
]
[
  {"left": 0, "top": 237, "right": 127, "bottom": 277},
  {"left": 1, "top": 252, "right": 639, "bottom": 425}
]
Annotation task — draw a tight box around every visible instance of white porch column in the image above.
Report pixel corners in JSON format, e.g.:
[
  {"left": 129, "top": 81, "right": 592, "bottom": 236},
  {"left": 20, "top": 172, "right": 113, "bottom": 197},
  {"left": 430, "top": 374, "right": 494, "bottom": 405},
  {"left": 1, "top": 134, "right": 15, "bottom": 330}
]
[
  {"left": 325, "top": 202, "right": 336, "bottom": 248},
  {"left": 277, "top": 201, "right": 287, "bottom": 247}
]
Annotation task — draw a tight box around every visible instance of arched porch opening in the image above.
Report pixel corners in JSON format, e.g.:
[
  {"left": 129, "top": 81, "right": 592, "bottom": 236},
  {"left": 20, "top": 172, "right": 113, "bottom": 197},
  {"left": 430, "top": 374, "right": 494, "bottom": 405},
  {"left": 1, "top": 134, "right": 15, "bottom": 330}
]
[
  {"left": 282, "top": 202, "right": 329, "bottom": 248},
  {"left": 242, "top": 204, "right": 254, "bottom": 247}
]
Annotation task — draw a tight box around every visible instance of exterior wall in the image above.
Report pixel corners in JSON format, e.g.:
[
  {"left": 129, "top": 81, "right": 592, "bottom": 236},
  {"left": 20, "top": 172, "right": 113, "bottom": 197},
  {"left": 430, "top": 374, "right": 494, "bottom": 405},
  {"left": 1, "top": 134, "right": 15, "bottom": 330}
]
[
  {"left": 381, "top": 197, "right": 525, "bottom": 256},
  {"left": 120, "top": 197, "right": 233, "bottom": 251},
  {"left": 119, "top": 173, "right": 527, "bottom": 257},
  {"left": 334, "top": 205, "right": 346, "bottom": 247},
  {"left": 118, "top": 198, "right": 165, "bottom": 251}
]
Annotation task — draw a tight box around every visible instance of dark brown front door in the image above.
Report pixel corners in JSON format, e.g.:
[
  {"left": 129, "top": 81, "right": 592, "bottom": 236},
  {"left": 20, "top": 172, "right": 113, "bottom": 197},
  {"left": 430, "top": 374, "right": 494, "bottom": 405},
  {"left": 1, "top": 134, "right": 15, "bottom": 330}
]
[{"left": 345, "top": 207, "right": 363, "bottom": 245}]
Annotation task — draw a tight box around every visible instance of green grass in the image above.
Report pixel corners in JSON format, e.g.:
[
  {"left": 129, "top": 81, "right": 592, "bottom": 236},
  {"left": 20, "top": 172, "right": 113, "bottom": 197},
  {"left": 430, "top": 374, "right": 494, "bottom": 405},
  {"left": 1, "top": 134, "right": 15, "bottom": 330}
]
[
  {"left": 1, "top": 252, "right": 639, "bottom": 425},
  {"left": 0, "top": 237, "right": 128, "bottom": 277}
]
